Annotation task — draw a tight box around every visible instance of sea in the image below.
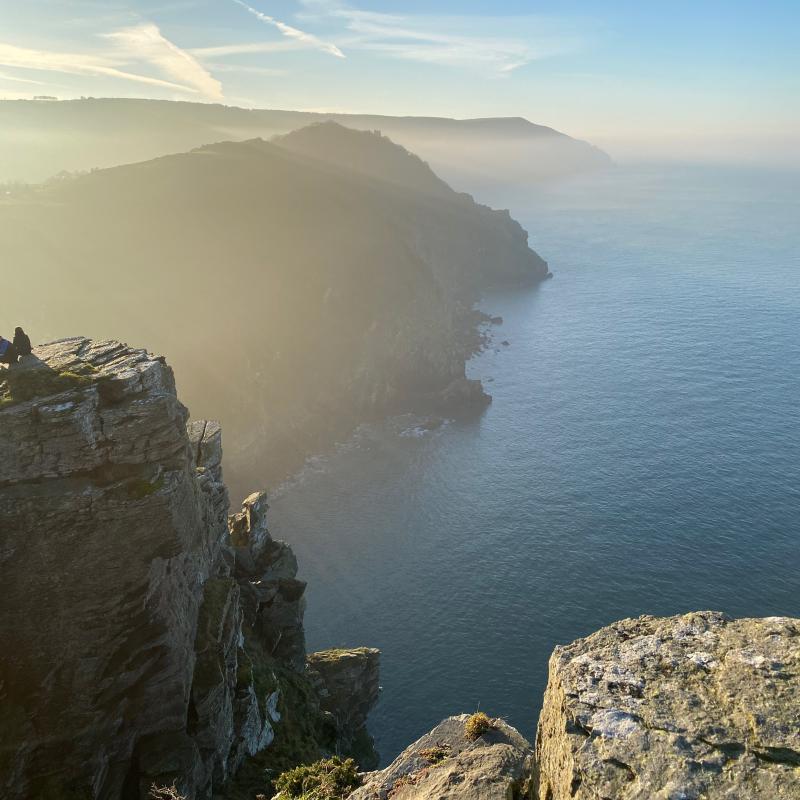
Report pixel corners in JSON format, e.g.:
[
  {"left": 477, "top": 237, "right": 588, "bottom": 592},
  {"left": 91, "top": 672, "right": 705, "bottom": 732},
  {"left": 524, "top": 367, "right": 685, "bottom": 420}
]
[{"left": 268, "top": 163, "right": 800, "bottom": 763}]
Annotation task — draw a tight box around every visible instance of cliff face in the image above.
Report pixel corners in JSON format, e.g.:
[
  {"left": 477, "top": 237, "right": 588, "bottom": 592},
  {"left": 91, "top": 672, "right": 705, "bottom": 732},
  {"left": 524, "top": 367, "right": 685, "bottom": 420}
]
[
  {"left": 0, "top": 124, "right": 548, "bottom": 494},
  {"left": 351, "top": 611, "right": 799, "bottom": 800},
  {"left": 2, "top": 344, "right": 796, "bottom": 800},
  {"left": 350, "top": 715, "right": 533, "bottom": 800},
  {"left": 534, "top": 611, "right": 800, "bottom": 800},
  {"left": 0, "top": 340, "right": 379, "bottom": 800}
]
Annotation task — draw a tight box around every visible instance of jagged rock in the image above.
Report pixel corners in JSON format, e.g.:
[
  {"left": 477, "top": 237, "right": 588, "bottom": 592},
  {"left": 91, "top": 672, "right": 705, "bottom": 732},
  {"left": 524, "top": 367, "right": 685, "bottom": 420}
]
[
  {"left": 228, "top": 492, "right": 307, "bottom": 672},
  {"left": 229, "top": 491, "right": 272, "bottom": 573},
  {"left": 349, "top": 715, "right": 533, "bottom": 800},
  {"left": 307, "top": 648, "right": 381, "bottom": 766},
  {"left": 0, "top": 338, "right": 233, "bottom": 799},
  {"left": 0, "top": 338, "right": 379, "bottom": 800},
  {"left": 534, "top": 611, "right": 800, "bottom": 800}
]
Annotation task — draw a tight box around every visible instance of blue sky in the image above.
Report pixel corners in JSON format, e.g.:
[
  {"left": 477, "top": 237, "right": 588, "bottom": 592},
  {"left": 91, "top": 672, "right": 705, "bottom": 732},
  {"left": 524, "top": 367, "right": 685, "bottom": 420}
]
[{"left": 1, "top": 0, "right": 798, "bottom": 161}]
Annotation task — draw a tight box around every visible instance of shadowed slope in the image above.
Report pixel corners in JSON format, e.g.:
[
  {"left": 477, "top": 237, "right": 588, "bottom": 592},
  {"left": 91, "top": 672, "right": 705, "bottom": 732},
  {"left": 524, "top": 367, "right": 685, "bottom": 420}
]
[{"left": 1, "top": 124, "right": 547, "bottom": 493}]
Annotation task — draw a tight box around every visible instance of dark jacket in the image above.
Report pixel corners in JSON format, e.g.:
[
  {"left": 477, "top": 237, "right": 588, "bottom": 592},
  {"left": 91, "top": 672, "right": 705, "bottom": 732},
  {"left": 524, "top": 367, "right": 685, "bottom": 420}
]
[
  {"left": 0, "top": 338, "right": 18, "bottom": 364},
  {"left": 13, "top": 330, "right": 32, "bottom": 356}
]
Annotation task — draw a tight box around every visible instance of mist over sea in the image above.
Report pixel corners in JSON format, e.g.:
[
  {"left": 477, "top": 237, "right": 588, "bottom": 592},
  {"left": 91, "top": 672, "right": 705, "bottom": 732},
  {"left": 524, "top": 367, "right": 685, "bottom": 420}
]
[{"left": 268, "top": 163, "right": 800, "bottom": 763}]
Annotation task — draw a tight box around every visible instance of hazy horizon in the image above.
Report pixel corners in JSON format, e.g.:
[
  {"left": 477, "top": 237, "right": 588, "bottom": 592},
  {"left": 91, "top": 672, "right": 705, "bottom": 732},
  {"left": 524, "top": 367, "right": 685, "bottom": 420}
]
[{"left": 2, "top": 0, "right": 798, "bottom": 165}]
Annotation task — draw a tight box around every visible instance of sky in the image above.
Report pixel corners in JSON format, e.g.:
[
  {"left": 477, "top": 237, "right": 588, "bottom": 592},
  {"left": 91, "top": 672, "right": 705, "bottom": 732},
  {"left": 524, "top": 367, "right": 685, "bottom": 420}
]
[{"left": 1, "top": 0, "right": 798, "bottom": 162}]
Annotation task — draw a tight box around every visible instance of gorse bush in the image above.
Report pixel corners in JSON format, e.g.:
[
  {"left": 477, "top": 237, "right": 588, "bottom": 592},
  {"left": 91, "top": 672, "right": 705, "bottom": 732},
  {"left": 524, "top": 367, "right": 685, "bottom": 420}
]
[
  {"left": 274, "top": 756, "right": 361, "bottom": 799},
  {"left": 464, "top": 712, "right": 495, "bottom": 741},
  {"left": 418, "top": 744, "right": 450, "bottom": 764}
]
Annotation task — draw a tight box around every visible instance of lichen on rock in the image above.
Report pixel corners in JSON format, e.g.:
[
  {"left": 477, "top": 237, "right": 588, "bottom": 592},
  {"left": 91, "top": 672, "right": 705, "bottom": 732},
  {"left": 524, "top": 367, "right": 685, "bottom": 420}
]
[
  {"left": 349, "top": 714, "right": 534, "bottom": 800},
  {"left": 534, "top": 611, "right": 800, "bottom": 800}
]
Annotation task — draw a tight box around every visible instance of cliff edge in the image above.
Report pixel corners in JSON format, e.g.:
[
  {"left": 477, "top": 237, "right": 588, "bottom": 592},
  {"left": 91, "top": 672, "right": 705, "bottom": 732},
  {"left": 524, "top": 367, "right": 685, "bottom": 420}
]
[
  {"left": 0, "top": 339, "right": 379, "bottom": 800},
  {"left": 534, "top": 611, "right": 800, "bottom": 800},
  {"left": 342, "top": 611, "right": 798, "bottom": 800}
]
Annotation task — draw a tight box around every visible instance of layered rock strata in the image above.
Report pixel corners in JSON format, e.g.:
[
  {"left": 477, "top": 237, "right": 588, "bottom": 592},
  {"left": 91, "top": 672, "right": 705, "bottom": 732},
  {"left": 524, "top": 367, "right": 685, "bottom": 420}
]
[{"left": 0, "top": 339, "right": 379, "bottom": 800}]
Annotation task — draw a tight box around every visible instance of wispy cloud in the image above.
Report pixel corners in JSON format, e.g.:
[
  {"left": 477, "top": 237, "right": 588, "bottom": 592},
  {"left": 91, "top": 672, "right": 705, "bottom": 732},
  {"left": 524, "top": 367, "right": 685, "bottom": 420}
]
[
  {"left": 0, "top": 70, "right": 50, "bottom": 86},
  {"left": 0, "top": 41, "right": 197, "bottom": 93},
  {"left": 233, "top": 0, "right": 345, "bottom": 59},
  {"left": 298, "top": 0, "right": 581, "bottom": 74},
  {"left": 191, "top": 40, "right": 305, "bottom": 58},
  {"left": 206, "top": 62, "right": 287, "bottom": 77},
  {"left": 103, "top": 23, "right": 223, "bottom": 99},
  {"left": 0, "top": 23, "right": 223, "bottom": 100}
]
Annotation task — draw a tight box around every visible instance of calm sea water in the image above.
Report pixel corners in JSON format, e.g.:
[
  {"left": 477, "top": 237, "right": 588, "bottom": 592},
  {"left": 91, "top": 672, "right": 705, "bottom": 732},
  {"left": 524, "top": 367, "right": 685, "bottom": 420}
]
[{"left": 268, "top": 164, "right": 800, "bottom": 763}]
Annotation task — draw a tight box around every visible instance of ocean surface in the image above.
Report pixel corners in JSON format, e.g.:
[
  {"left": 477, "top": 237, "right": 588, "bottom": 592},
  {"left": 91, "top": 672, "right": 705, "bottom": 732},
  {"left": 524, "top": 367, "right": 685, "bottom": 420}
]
[{"left": 268, "top": 164, "right": 800, "bottom": 764}]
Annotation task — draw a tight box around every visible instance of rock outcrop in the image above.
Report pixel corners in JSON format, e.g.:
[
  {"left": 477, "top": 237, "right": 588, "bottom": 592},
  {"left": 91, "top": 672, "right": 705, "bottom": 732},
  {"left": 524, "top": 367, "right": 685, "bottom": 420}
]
[
  {"left": 307, "top": 648, "right": 381, "bottom": 768},
  {"left": 3, "top": 342, "right": 795, "bottom": 800},
  {"left": 349, "top": 715, "right": 533, "bottom": 800},
  {"left": 0, "top": 339, "right": 379, "bottom": 800},
  {"left": 534, "top": 611, "right": 800, "bottom": 800}
]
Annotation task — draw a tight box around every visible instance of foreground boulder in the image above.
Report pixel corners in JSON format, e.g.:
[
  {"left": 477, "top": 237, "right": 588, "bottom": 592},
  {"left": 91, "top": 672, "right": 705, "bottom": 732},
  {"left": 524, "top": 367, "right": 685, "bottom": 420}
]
[
  {"left": 534, "top": 611, "right": 800, "bottom": 799},
  {"left": 349, "top": 714, "right": 533, "bottom": 800}
]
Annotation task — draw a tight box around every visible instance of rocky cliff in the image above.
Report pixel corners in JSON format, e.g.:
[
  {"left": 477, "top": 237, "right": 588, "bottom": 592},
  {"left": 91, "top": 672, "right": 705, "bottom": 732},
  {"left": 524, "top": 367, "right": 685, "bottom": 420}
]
[
  {"left": 0, "top": 123, "right": 549, "bottom": 495},
  {"left": 534, "top": 611, "right": 800, "bottom": 800},
  {"left": 3, "top": 344, "right": 794, "bottom": 800},
  {"left": 353, "top": 611, "right": 798, "bottom": 800},
  {"left": 350, "top": 715, "right": 533, "bottom": 800},
  {"left": 0, "top": 340, "right": 380, "bottom": 800}
]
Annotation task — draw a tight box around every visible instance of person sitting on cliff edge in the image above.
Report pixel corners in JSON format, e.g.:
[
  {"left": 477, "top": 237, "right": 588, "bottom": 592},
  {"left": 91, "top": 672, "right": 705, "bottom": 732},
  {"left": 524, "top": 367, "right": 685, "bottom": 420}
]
[
  {"left": 0, "top": 335, "right": 18, "bottom": 367},
  {"left": 13, "top": 327, "right": 32, "bottom": 360}
]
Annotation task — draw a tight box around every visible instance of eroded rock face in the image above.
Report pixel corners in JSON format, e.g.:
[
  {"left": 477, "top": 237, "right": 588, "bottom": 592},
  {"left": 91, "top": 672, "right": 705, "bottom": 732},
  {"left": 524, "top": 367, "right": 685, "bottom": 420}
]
[
  {"left": 349, "top": 715, "right": 533, "bottom": 800},
  {"left": 0, "top": 339, "right": 379, "bottom": 800},
  {"left": 534, "top": 611, "right": 800, "bottom": 800},
  {"left": 307, "top": 648, "right": 381, "bottom": 767},
  {"left": 0, "top": 339, "right": 229, "bottom": 799}
]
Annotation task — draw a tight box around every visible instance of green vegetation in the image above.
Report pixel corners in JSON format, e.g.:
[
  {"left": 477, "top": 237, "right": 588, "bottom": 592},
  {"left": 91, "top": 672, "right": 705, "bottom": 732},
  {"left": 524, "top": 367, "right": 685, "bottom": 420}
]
[
  {"left": 191, "top": 578, "right": 236, "bottom": 692},
  {"left": 419, "top": 744, "right": 451, "bottom": 764},
  {"left": 218, "top": 630, "right": 339, "bottom": 800},
  {"left": 125, "top": 475, "right": 165, "bottom": 500},
  {"left": 307, "top": 648, "right": 357, "bottom": 663},
  {"left": 0, "top": 364, "right": 98, "bottom": 408},
  {"left": 464, "top": 712, "right": 495, "bottom": 741},
  {"left": 273, "top": 757, "right": 361, "bottom": 800}
]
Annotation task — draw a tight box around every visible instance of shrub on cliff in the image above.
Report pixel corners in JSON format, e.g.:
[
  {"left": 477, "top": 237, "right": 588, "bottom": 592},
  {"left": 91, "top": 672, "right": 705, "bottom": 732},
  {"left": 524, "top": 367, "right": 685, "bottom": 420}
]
[
  {"left": 464, "top": 712, "right": 495, "bottom": 741},
  {"left": 148, "top": 784, "right": 186, "bottom": 800},
  {"left": 273, "top": 756, "right": 361, "bottom": 799}
]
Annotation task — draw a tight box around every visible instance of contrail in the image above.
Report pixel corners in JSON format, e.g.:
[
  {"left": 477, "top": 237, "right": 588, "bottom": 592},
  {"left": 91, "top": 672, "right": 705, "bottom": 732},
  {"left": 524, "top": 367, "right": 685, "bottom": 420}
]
[{"left": 233, "top": 0, "right": 346, "bottom": 58}]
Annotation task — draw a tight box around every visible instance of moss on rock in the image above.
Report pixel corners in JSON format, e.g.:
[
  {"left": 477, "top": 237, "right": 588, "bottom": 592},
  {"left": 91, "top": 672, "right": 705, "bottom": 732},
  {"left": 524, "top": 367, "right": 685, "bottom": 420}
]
[{"left": 273, "top": 756, "right": 361, "bottom": 800}]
